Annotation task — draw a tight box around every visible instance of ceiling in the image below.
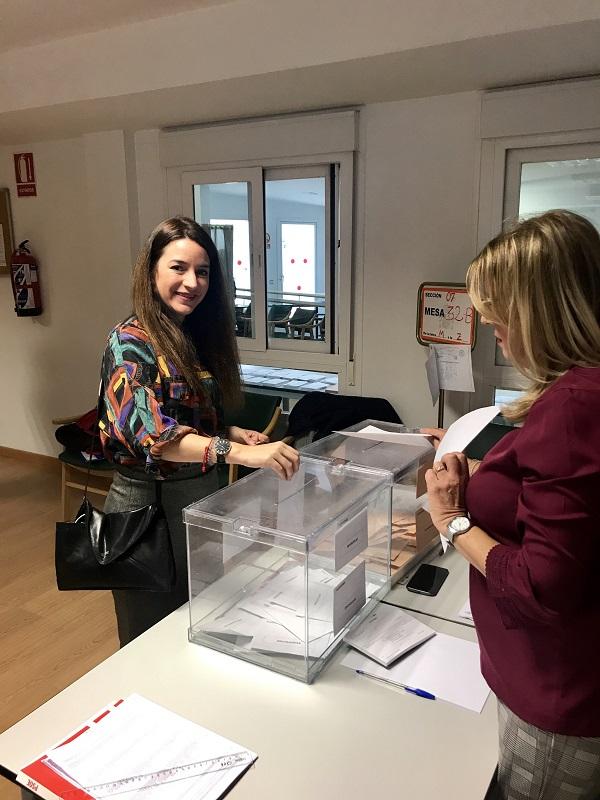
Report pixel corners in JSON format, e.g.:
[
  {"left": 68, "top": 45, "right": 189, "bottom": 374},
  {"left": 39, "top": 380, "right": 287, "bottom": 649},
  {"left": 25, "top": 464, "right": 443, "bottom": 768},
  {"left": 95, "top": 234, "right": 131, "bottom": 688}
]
[
  {"left": 1, "top": 6, "right": 600, "bottom": 144},
  {"left": 0, "top": 0, "right": 234, "bottom": 53}
]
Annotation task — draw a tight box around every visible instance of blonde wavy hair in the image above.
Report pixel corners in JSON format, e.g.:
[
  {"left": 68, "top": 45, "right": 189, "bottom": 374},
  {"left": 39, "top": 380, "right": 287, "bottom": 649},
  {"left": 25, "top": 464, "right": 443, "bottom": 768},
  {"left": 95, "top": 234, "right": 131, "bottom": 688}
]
[{"left": 467, "top": 210, "right": 600, "bottom": 422}]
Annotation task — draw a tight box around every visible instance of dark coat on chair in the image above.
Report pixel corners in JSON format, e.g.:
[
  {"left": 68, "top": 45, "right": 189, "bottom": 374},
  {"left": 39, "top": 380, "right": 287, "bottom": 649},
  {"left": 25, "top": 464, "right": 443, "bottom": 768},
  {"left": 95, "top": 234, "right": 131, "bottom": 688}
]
[{"left": 287, "top": 392, "right": 402, "bottom": 442}]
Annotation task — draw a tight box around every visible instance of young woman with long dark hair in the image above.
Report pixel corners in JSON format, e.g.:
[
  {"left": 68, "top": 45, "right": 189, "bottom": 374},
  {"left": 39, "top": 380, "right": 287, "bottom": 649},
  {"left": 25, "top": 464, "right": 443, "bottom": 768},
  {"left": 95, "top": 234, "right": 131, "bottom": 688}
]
[{"left": 100, "top": 216, "right": 299, "bottom": 646}]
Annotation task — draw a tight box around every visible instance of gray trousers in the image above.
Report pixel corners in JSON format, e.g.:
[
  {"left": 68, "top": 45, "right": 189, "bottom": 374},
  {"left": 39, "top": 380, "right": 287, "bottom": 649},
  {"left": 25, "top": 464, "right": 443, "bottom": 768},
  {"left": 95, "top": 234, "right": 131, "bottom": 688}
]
[
  {"left": 104, "top": 468, "right": 223, "bottom": 647},
  {"left": 493, "top": 700, "right": 600, "bottom": 800}
]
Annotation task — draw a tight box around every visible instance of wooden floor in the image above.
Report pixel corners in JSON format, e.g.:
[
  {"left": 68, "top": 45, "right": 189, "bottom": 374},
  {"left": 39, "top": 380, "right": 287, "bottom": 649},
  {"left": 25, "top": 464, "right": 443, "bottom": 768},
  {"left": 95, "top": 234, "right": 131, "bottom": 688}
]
[{"left": 0, "top": 454, "right": 119, "bottom": 800}]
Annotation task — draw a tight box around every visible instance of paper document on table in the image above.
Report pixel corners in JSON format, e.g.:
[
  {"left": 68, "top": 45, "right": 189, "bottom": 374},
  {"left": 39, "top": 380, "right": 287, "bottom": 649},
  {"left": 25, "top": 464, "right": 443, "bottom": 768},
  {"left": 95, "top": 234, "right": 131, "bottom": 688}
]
[
  {"left": 434, "top": 405, "right": 500, "bottom": 463},
  {"left": 343, "top": 632, "right": 490, "bottom": 712},
  {"left": 344, "top": 604, "right": 436, "bottom": 667},
  {"left": 26, "top": 694, "right": 257, "bottom": 800},
  {"left": 251, "top": 626, "right": 335, "bottom": 657},
  {"left": 458, "top": 598, "right": 474, "bottom": 622},
  {"left": 431, "top": 344, "right": 475, "bottom": 392},
  {"left": 333, "top": 425, "right": 433, "bottom": 448}
]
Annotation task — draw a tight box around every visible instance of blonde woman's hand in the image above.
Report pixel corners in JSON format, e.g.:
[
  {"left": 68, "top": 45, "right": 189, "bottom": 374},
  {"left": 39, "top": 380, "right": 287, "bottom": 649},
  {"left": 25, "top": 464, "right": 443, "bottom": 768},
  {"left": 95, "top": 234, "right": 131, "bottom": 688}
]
[
  {"left": 420, "top": 428, "right": 480, "bottom": 475},
  {"left": 424, "top": 452, "right": 469, "bottom": 534},
  {"left": 419, "top": 427, "right": 446, "bottom": 451},
  {"left": 233, "top": 440, "right": 300, "bottom": 480},
  {"left": 229, "top": 425, "right": 269, "bottom": 445}
]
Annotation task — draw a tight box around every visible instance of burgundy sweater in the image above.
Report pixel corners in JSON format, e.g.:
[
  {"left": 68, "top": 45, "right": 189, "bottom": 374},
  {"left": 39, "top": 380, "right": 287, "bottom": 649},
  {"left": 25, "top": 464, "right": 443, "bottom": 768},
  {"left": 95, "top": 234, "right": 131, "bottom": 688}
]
[{"left": 467, "top": 367, "right": 600, "bottom": 736}]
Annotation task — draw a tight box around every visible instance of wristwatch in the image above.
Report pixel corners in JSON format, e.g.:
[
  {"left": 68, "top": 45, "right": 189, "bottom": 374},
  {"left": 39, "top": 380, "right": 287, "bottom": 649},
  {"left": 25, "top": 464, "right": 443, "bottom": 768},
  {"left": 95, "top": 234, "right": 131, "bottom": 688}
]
[
  {"left": 213, "top": 437, "right": 232, "bottom": 465},
  {"left": 446, "top": 514, "right": 472, "bottom": 546}
]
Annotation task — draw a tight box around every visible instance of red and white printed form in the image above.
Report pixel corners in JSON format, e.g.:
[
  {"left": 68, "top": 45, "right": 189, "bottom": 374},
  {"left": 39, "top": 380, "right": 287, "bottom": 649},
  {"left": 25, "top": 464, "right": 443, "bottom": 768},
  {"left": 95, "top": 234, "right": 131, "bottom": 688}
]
[{"left": 17, "top": 694, "right": 257, "bottom": 800}]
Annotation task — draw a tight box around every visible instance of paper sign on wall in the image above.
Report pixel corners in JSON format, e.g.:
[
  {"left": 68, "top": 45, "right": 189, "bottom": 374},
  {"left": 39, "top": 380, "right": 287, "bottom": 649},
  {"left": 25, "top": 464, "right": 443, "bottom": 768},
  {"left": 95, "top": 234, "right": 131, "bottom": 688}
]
[
  {"left": 430, "top": 343, "right": 475, "bottom": 393},
  {"left": 14, "top": 152, "right": 37, "bottom": 197},
  {"left": 417, "top": 283, "right": 476, "bottom": 346}
]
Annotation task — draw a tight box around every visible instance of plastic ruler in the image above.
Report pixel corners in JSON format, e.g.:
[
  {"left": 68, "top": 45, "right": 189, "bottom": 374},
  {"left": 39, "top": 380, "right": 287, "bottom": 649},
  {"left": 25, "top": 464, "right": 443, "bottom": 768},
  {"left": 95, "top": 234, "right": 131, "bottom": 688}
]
[{"left": 60, "top": 750, "right": 255, "bottom": 798}]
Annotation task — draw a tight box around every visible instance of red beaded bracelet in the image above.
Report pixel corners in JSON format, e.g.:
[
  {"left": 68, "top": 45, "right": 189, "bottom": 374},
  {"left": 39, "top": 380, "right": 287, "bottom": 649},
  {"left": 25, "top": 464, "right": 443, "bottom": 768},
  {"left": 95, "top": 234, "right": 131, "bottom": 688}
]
[{"left": 201, "top": 437, "right": 215, "bottom": 474}]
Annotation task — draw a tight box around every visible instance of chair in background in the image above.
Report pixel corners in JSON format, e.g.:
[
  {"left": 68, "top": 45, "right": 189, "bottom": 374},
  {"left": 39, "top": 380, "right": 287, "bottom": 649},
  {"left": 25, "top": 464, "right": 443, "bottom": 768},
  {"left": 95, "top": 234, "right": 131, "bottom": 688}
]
[
  {"left": 236, "top": 302, "right": 253, "bottom": 337},
  {"left": 267, "top": 303, "right": 293, "bottom": 337},
  {"left": 317, "top": 314, "right": 326, "bottom": 340},
  {"left": 224, "top": 391, "right": 282, "bottom": 483},
  {"left": 53, "top": 412, "right": 114, "bottom": 521},
  {"left": 287, "top": 307, "right": 318, "bottom": 339}
]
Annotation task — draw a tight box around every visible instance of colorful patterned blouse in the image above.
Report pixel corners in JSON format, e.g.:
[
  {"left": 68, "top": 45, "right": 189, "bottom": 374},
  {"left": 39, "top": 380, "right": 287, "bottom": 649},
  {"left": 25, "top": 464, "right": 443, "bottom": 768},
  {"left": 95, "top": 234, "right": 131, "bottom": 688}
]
[{"left": 99, "top": 316, "right": 224, "bottom": 476}]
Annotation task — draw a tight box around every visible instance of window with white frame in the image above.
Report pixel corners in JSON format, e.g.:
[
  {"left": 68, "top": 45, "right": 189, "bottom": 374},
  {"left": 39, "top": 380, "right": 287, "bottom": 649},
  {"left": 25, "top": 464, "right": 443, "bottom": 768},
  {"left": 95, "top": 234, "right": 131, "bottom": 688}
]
[
  {"left": 162, "top": 111, "right": 356, "bottom": 376},
  {"left": 471, "top": 79, "right": 600, "bottom": 412},
  {"left": 189, "top": 165, "right": 335, "bottom": 355}
]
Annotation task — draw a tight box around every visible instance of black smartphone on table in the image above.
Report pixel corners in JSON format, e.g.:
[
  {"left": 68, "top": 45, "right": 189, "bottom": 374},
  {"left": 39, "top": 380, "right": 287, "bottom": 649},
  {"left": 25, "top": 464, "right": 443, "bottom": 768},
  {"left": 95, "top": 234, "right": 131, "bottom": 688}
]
[{"left": 406, "top": 564, "right": 449, "bottom": 596}]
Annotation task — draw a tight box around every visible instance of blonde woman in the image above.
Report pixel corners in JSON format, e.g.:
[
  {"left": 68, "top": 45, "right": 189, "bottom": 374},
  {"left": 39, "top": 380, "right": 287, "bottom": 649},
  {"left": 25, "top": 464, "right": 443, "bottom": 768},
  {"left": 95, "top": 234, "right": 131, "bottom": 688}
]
[{"left": 425, "top": 211, "right": 600, "bottom": 800}]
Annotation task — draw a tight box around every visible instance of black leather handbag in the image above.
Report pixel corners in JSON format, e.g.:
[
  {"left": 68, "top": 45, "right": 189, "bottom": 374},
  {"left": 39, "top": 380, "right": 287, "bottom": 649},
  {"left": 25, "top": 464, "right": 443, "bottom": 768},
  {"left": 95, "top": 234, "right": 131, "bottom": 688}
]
[{"left": 55, "top": 386, "right": 176, "bottom": 592}]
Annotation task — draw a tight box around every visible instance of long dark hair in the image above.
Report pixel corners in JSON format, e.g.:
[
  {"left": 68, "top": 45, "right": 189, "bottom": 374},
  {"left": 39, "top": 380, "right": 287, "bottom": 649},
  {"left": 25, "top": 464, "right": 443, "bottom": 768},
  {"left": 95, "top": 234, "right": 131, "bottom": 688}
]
[{"left": 132, "top": 216, "right": 242, "bottom": 404}]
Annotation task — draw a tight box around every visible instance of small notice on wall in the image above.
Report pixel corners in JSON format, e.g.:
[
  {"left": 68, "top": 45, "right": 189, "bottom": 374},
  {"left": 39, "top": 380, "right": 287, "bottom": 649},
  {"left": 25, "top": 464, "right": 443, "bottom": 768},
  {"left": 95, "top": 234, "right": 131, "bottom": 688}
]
[
  {"left": 14, "top": 152, "right": 37, "bottom": 197},
  {"left": 416, "top": 283, "right": 476, "bottom": 346},
  {"left": 431, "top": 344, "right": 475, "bottom": 393}
]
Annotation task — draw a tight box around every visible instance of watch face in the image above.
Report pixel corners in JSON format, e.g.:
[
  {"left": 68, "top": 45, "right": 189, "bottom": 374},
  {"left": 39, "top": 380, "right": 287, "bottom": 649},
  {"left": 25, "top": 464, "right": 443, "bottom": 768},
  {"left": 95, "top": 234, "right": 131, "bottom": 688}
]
[
  {"left": 449, "top": 516, "right": 470, "bottom": 534},
  {"left": 215, "top": 438, "right": 231, "bottom": 456}
]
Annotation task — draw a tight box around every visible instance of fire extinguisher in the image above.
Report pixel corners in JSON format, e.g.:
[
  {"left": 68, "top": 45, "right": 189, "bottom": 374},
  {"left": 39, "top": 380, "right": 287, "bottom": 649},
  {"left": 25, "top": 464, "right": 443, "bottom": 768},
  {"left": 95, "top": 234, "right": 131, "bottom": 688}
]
[{"left": 10, "top": 240, "right": 42, "bottom": 317}]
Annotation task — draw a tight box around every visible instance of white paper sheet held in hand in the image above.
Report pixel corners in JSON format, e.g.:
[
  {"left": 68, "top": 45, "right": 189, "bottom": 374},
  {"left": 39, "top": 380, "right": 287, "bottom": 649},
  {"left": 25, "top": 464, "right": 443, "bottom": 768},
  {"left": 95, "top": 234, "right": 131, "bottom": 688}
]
[
  {"left": 43, "top": 693, "right": 257, "bottom": 800},
  {"left": 434, "top": 405, "right": 500, "bottom": 463},
  {"left": 343, "top": 632, "right": 490, "bottom": 713},
  {"left": 430, "top": 404, "right": 499, "bottom": 551}
]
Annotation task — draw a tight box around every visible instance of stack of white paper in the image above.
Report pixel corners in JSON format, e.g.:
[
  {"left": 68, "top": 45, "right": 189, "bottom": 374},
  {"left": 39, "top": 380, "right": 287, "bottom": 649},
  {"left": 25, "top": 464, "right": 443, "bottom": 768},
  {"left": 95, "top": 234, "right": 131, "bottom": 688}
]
[{"left": 344, "top": 604, "right": 436, "bottom": 667}]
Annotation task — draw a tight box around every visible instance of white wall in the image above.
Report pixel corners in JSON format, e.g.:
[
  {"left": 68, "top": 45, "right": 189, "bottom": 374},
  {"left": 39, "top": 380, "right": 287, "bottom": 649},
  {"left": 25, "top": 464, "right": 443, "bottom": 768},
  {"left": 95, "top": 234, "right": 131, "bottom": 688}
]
[
  {"left": 7, "top": 81, "right": 600, "bottom": 454},
  {"left": 0, "top": 132, "right": 133, "bottom": 455},
  {"left": 358, "top": 92, "right": 480, "bottom": 426},
  {"left": 0, "top": 94, "right": 480, "bottom": 456}
]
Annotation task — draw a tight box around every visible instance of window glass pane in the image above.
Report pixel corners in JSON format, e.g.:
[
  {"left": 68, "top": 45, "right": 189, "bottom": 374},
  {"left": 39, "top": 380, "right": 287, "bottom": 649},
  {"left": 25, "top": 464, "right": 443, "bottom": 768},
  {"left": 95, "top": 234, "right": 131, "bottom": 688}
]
[
  {"left": 494, "top": 387, "right": 524, "bottom": 407},
  {"left": 496, "top": 157, "right": 600, "bottom": 367},
  {"left": 193, "top": 182, "right": 254, "bottom": 339},
  {"left": 265, "top": 177, "right": 326, "bottom": 344},
  {"left": 519, "top": 158, "right": 600, "bottom": 229},
  {"left": 493, "top": 388, "right": 522, "bottom": 427}
]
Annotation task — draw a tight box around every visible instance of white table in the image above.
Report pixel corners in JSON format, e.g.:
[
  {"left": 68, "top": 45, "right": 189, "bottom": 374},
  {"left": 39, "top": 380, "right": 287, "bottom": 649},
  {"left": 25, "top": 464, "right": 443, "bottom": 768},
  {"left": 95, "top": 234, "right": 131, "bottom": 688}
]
[
  {"left": 0, "top": 605, "right": 496, "bottom": 800},
  {"left": 384, "top": 546, "right": 474, "bottom": 627}
]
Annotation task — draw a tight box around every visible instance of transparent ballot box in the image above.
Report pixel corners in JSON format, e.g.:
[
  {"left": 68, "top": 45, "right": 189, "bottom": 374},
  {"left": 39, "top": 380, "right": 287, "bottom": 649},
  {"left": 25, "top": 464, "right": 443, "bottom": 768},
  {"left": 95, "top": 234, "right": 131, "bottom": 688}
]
[
  {"left": 184, "top": 456, "right": 391, "bottom": 683},
  {"left": 302, "top": 420, "right": 436, "bottom": 583}
]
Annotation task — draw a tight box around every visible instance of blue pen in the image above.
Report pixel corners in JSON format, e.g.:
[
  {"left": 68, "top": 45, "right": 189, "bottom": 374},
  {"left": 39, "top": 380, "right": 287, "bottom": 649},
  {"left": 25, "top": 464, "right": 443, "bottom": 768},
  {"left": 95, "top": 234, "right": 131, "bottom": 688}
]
[{"left": 355, "top": 669, "right": 436, "bottom": 700}]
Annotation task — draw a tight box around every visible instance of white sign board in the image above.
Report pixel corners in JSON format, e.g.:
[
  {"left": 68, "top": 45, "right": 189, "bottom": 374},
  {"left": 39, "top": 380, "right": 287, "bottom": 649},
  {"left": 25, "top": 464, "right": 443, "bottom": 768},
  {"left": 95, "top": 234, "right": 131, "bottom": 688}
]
[{"left": 417, "top": 283, "right": 476, "bottom": 347}]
